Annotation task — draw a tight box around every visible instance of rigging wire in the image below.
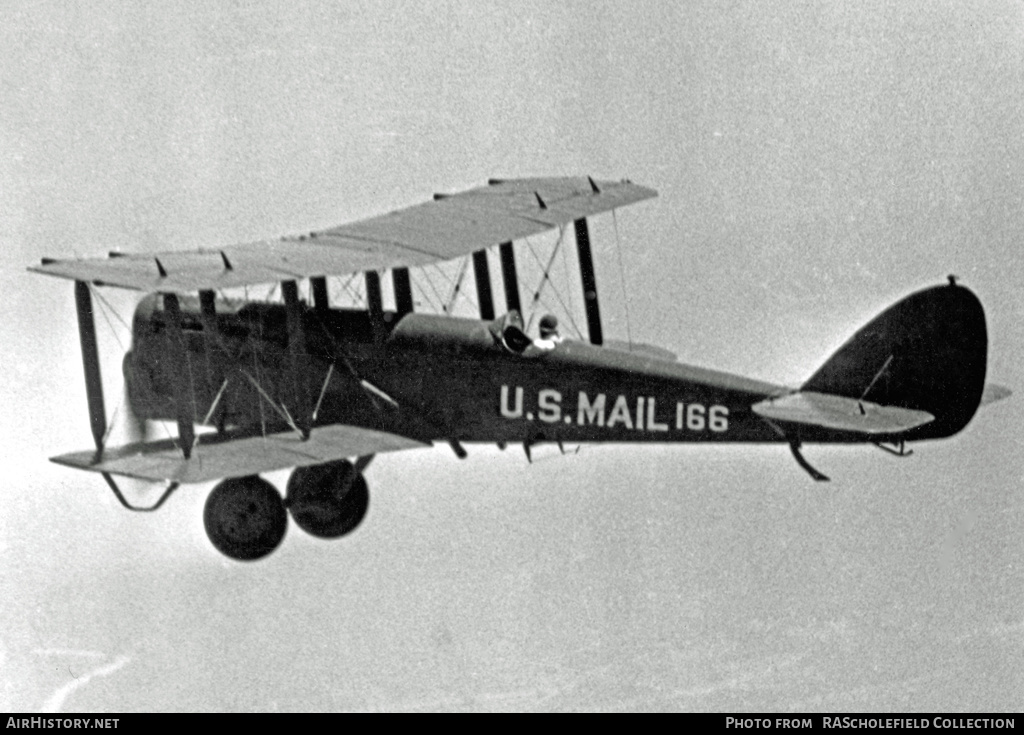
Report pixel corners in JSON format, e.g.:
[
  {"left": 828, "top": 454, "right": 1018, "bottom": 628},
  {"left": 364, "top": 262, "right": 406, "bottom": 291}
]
[
  {"left": 522, "top": 229, "right": 583, "bottom": 337},
  {"left": 87, "top": 285, "right": 135, "bottom": 447},
  {"left": 415, "top": 266, "right": 446, "bottom": 312},
  {"left": 525, "top": 240, "right": 562, "bottom": 330},
  {"left": 339, "top": 273, "right": 363, "bottom": 305},
  {"left": 240, "top": 369, "right": 302, "bottom": 434},
  {"left": 559, "top": 233, "right": 583, "bottom": 340},
  {"left": 90, "top": 286, "right": 132, "bottom": 335},
  {"left": 430, "top": 260, "right": 477, "bottom": 314},
  {"left": 253, "top": 315, "right": 267, "bottom": 439},
  {"left": 93, "top": 287, "right": 181, "bottom": 448},
  {"left": 91, "top": 292, "right": 128, "bottom": 354},
  {"left": 444, "top": 257, "right": 470, "bottom": 314},
  {"left": 612, "top": 209, "right": 633, "bottom": 349}
]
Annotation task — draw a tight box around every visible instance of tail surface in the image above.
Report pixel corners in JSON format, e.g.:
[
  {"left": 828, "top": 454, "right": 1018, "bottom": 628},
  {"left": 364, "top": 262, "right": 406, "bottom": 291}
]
[{"left": 801, "top": 280, "right": 987, "bottom": 440}]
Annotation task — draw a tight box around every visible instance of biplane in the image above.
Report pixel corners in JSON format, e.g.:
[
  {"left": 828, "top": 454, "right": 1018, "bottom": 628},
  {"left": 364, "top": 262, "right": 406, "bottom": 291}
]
[{"left": 30, "top": 177, "right": 1007, "bottom": 560}]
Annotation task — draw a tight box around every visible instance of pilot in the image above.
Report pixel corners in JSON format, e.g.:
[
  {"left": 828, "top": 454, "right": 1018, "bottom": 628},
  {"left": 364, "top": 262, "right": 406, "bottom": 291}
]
[{"left": 533, "top": 314, "right": 563, "bottom": 350}]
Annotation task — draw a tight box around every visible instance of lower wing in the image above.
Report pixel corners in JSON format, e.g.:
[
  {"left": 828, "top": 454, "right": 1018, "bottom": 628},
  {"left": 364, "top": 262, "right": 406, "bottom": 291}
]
[{"left": 51, "top": 424, "right": 430, "bottom": 485}]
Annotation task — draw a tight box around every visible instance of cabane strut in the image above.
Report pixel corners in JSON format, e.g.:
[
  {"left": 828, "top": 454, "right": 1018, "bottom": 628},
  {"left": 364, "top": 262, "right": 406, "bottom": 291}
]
[
  {"left": 574, "top": 218, "right": 603, "bottom": 345},
  {"left": 472, "top": 250, "right": 495, "bottom": 320}
]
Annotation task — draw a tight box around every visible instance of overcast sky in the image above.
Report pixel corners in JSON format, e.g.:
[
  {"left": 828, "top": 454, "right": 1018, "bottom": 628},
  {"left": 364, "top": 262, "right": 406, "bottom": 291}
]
[{"left": 1, "top": 0, "right": 1021, "bottom": 712}]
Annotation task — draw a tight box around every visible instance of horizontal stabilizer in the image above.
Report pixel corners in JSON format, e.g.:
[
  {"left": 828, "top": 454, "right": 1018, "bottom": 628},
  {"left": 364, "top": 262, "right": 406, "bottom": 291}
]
[
  {"left": 752, "top": 391, "right": 934, "bottom": 436},
  {"left": 51, "top": 424, "right": 429, "bottom": 485},
  {"left": 30, "top": 177, "right": 656, "bottom": 292},
  {"left": 981, "top": 382, "right": 1012, "bottom": 406}
]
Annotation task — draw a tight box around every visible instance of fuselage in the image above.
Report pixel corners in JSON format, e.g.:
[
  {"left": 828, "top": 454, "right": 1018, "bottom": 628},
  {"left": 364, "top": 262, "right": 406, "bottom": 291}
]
[
  {"left": 123, "top": 296, "right": 847, "bottom": 447},
  {"left": 379, "top": 313, "right": 788, "bottom": 444}
]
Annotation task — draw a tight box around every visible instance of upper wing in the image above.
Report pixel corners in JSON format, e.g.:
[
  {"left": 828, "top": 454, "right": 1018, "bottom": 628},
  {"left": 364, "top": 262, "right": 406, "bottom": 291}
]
[
  {"left": 29, "top": 177, "right": 656, "bottom": 292},
  {"left": 752, "top": 391, "right": 934, "bottom": 435},
  {"left": 50, "top": 424, "right": 430, "bottom": 485}
]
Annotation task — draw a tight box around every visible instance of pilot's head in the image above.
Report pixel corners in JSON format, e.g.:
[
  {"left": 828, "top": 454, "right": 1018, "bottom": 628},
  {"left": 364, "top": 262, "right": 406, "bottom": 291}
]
[{"left": 539, "top": 314, "right": 559, "bottom": 339}]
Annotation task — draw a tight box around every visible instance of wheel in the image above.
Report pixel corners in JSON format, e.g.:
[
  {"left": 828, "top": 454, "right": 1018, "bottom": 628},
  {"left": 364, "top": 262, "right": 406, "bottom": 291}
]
[
  {"left": 286, "top": 460, "right": 369, "bottom": 539},
  {"left": 204, "top": 476, "right": 287, "bottom": 561}
]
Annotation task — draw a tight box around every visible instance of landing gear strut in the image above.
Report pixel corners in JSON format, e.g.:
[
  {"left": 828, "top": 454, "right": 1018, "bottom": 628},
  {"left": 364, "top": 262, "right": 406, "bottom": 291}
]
[
  {"left": 204, "top": 476, "right": 287, "bottom": 561},
  {"left": 285, "top": 460, "right": 370, "bottom": 539}
]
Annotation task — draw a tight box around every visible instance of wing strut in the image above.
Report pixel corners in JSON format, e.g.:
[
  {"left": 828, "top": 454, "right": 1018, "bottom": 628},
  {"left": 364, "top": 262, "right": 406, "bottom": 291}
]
[
  {"left": 574, "top": 218, "right": 603, "bottom": 345},
  {"left": 198, "top": 290, "right": 223, "bottom": 415},
  {"left": 365, "top": 270, "right": 384, "bottom": 340},
  {"left": 393, "top": 267, "right": 414, "bottom": 317},
  {"left": 282, "top": 280, "right": 311, "bottom": 439},
  {"left": 74, "top": 281, "right": 107, "bottom": 463},
  {"left": 162, "top": 293, "right": 196, "bottom": 458},
  {"left": 310, "top": 276, "right": 330, "bottom": 314},
  {"left": 472, "top": 250, "right": 496, "bottom": 320},
  {"left": 499, "top": 242, "right": 521, "bottom": 313}
]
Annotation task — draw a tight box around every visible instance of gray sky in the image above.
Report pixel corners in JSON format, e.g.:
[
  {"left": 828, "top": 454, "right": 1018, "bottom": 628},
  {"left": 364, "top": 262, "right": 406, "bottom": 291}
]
[{"left": 1, "top": 0, "right": 1021, "bottom": 712}]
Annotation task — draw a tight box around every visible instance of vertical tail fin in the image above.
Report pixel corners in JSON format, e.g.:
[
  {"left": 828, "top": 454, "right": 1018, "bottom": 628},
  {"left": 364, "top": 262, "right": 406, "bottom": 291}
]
[{"left": 802, "top": 281, "right": 987, "bottom": 440}]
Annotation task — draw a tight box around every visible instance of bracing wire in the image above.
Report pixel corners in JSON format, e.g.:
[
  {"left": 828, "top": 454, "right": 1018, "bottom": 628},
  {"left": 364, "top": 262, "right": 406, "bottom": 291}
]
[
  {"left": 339, "top": 274, "right": 362, "bottom": 304},
  {"left": 444, "top": 257, "right": 470, "bottom": 313},
  {"left": 253, "top": 319, "right": 267, "bottom": 439},
  {"left": 240, "top": 370, "right": 301, "bottom": 434},
  {"left": 91, "top": 294, "right": 127, "bottom": 354},
  {"left": 559, "top": 235, "right": 583, "bottom": 340},
  {"left": 432, "top": 260, "right": 477, "bottom": 314},
  {"left": 416, "top": 266, "right": 446, "bottom": 312},
  {"left": 612, "top": 209, "right": 633, "bottom": 349},
  {"left": 522, "top": 229, "right": 583, "bottom": 337},
  {"left": 524, "top": 236, "right": 563, "bottom": 330},
  {"left": 87, "top": 285, "right": 131, "bottom": 446},
  {"left": 91, "top": 286, "right": 132, "bottom": 333}
]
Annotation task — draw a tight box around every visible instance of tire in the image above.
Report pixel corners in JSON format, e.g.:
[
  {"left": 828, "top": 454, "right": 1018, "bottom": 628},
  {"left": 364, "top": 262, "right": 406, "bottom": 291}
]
[
  {"left": 286, "top": 460, "right": 369, "bottom": 539},
  {"left": 204, "top": 476, "right": 287, "bottom": 561}
]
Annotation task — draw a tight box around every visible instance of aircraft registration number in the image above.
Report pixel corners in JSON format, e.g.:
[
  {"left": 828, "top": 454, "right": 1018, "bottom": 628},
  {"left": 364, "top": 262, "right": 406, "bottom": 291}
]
[{"left": 499, "top": 385, "right": 728, "bottom": 433}]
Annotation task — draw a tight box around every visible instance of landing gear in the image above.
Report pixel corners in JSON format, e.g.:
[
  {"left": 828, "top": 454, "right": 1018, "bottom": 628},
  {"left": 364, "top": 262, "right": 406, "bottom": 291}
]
[
  {"left": 201, "top": 460, "right": 371, "bottom": 558},
  {"left": 204, "top": 476, "right": 287, "bottom": 561},
  {"left": 285, "top": 460, "right": 370, "bottom": 539}
]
